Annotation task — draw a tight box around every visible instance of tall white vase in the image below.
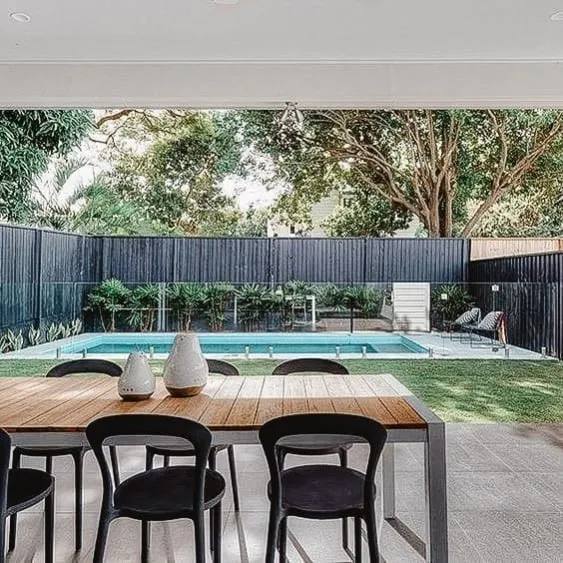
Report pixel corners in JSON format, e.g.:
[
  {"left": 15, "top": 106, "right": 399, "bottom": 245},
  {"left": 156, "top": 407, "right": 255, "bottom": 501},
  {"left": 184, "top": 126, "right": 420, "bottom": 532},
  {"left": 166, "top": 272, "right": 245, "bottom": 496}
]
[
  {"left": 163, "top": 333, "right": 208, "bottom": 397},
  {"left": 118, "top": 352, "right": 155, "bottom": 401}
]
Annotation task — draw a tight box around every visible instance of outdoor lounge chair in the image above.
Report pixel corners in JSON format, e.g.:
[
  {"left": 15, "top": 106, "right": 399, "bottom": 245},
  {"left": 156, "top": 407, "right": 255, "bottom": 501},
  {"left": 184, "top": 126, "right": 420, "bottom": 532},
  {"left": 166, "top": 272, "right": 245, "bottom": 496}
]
[
  {"left": 444, "top": 307, "right": 481, "bottom": 338},
  {"left": 467, "top": 311, "right": 505, "bottom": 348}
]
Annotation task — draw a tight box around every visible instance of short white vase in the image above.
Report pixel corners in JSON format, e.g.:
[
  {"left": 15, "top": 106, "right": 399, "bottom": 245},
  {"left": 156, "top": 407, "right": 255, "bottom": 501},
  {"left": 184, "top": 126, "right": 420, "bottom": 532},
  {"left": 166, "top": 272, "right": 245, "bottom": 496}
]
[
  {"left": 163, "top": 333, "right": 208, "bottom": 397},
  {"left": 118, "top": 352, "right": 155, "bottom": 401}
]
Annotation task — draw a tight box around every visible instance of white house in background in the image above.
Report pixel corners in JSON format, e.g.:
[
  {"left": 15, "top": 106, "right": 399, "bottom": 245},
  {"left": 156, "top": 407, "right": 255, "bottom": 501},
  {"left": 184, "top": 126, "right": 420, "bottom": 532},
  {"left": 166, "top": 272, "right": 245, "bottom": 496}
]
[
  {"left": 267, "top": 190, "right": 421, "bottom": 238},
  {"left": 267, "top": 190, "right": 342, "bottom": 237}
]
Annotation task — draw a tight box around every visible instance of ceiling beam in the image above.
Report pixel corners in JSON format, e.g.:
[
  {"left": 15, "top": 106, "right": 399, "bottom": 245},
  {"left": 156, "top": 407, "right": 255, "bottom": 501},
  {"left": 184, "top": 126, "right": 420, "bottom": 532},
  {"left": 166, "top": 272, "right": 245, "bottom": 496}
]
[{"left": 1, "top": 60, "right": 562, "bottom": 108}]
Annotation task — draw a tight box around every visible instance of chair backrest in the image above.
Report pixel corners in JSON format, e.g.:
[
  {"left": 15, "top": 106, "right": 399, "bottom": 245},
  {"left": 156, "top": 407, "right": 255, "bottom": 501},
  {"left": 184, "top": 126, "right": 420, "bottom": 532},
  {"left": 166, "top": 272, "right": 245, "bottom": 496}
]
[
  {"left": 260, "top": 413, "right": 387, "bottom": 510},
  {"left": 206, "top": 359, "right": 240, "bottom": 376},
  {"left": 46, "top": 359, "right": 122, "bottom": 378},
  {"left": 86, "top": 414, "right": 212, "bottom": 512},
  {"left": 0, "top": 428, "right": 10, "bottom": 520},
  {"left": 477, "top": 311, "right": 503, "bottom": 330},
  {"left": 454, "top": 307, "right": 481, "bottom": 325},
  {"left": 271, "top": 358, "right": 349, "bottom": 376}
]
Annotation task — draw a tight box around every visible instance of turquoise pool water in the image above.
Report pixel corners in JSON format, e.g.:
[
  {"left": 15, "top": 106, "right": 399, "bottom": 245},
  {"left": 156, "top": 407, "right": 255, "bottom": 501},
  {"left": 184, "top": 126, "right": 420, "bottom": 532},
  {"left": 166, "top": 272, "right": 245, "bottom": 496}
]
[{"left": 59, "top": 333, "right": 426, "bottom": 356}]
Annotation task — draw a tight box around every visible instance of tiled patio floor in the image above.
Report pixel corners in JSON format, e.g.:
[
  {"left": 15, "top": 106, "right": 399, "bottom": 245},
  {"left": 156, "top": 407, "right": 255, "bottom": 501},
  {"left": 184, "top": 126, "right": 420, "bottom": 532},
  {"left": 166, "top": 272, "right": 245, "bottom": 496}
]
[{"left": 7, "top": 424, "right": 562, "bottom": 562}]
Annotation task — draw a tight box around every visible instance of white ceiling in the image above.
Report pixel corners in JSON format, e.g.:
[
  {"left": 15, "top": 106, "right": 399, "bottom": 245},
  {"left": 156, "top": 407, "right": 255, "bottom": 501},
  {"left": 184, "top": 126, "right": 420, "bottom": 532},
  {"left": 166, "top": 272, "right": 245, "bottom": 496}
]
[{"left": 1, "top": 0, "right": 563, "bottom": 107}]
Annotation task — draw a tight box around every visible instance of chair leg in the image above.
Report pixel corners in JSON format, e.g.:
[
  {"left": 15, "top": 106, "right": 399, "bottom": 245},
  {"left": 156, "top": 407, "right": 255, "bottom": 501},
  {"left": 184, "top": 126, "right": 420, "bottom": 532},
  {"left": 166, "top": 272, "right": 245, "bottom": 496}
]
[
  {"left": 141, "top": 521, "right": 149, "bottom": 563},
  {"left": 365, "top": 504, "right": 380, "bottom": 563},
  {"left": 226, "top": 446, "right": 240, "bottom": 512},
  {"left": 72, "top": 449, "right": 85, "bottom": 551},
  {"left": 92, "top": 513, "right": 112, "bottom": 563},
  {"left": 279, "top": 517, "right": 288, "bottom": 563},
  {"left": 109, "top": 446, "right": 120, "bottom": 486},
  {"left": 45, "top": 490, "right": 55, "bottom": 563},
  {"left": 354, "top": 517, "right": 362, "bottom": 563},
  {"left": 339, "top": 448, "right": 349, "bottom": 552},
  {"left": 145, "top": 449, "right": 154, "bottom": 471},
  {"left": 209, "top": 449, "right": 217, "bottom": 471},
  {"left": 212, "top": 503, "right": 222, "bottom": 563},
  {"left": 46, "top": 456, "right": 53, "bottom": 475},
  {"left": 9, "top": 449, "right": 22, "bottom": 551},
  {"left": 265, "top": 508, "right": 281, "bottom": 563},
  {"left": 194, "top": 513, "right": 206, "bottom": 563}
]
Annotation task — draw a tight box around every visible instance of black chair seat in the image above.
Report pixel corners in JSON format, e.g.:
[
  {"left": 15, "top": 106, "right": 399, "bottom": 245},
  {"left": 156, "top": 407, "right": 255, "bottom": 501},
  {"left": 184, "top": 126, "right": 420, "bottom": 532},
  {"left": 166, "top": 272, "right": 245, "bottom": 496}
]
[
  {"left": 14, "top": 445, "right": 86, "bottom": 457},
  {"left": 268, "top": 465, "right": 366, "bottom": 518},
  {"left": 7, "top": 468, "right": 54, "bottom": 515},
  {"left": 114, "top": 466, "right": 225, "bottom": 519},
  {"left": 145, "top": 443, "right": 228, "bottom": 457},
  {"left": 278, "top": 435, "right": 353, "bottom": 456}
]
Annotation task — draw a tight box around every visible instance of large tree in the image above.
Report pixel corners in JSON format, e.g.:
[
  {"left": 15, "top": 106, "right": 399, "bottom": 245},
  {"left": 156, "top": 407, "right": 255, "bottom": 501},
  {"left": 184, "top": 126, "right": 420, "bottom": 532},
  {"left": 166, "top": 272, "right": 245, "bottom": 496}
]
[
  {"left": 95, "top": 110, "right": 245, "bottom": 235},
  {"left": 0, "top": 110, "right": 93, "bottom": 222},
  {"left": 237, "top": 109, "right": 563, "bottom": 237}
]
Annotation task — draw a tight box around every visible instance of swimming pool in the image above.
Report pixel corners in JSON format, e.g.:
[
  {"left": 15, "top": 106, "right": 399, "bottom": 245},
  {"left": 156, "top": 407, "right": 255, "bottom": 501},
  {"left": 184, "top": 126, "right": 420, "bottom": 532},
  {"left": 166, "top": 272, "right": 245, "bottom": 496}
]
[{"left": 10, "top": 332, "right": 427, "bottom": 359}]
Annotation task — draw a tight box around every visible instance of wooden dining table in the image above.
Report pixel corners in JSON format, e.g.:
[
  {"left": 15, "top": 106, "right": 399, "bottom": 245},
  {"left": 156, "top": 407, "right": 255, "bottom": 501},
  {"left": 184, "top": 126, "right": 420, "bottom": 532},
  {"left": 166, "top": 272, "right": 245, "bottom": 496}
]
[{"left": 0, "top": 373, "right": 448, "bottom": 562}]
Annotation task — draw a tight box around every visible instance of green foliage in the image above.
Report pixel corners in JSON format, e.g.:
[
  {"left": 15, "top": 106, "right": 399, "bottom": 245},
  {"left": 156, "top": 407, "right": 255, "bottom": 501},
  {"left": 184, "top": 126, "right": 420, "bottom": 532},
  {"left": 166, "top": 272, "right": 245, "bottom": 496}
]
[
  {"left": 1, "top": 330, "right": 24, "bottom": 352},
  {"left": 235, "top": 284, "right": 277, "bottom": 331},
  {"left": 84, "top": 279, "right": 131, "bottom": 332},
  {"left": 166, "top": 283, "right": 205, "bottom": 331},
  {"left": 46, "top": 323, "right": 61, "bottom": 343},
  {"left": 70, "top": 318, "right": 83, "bottom": 336},
  {"left": 315, "top": 285, "right": 382, "bottom": 317},
  {"left": 127, "top": 284, "right": 160, "bottom": 332},
  {"left": 342, "top": 287, "right": 383, "bottom": 317},
  {"left": 236, "top": 109, "right": 563, "bottom": 237},
  {"left": 474, "top": 189, "right": 563, "bottom": 237},
  {"left": 201, "top": 283, "right": 234, "bottom": 331},
  {"left": 0, "top": 110, "right": 93, "bottom": 222},
  {"left": 27, "top": 325, "right": 42, "bottom": 346},
  {"left": 431, "top": 285, "right": 474, "bottom": 321},
  {"left": 104, "top": 111, "right": 244, "bottom": 235},
  {"left": 322, "top": 188, "right": 410, "bottom": 237}
]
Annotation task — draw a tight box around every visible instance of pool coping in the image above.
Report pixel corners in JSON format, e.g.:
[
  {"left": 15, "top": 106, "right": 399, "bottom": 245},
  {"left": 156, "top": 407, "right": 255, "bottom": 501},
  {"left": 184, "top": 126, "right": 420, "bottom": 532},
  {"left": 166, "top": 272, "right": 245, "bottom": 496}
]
[{"left": 0, "top": 331, "right": 551, "bottom": 361}]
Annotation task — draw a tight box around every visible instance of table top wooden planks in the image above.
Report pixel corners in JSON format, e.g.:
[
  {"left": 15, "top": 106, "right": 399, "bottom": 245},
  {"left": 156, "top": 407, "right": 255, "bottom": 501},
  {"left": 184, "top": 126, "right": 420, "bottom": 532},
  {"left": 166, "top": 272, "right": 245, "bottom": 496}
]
[{"left": 0, "top": 375, "right": 426, "bottom": 433}]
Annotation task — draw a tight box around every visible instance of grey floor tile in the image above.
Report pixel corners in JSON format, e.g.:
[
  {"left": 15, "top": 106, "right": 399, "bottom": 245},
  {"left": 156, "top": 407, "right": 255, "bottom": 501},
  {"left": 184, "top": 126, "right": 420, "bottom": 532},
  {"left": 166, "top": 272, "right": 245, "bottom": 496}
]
[
  {"left": 483, "top": 442, "right": 563, "bottom": 473},
  {"left": 446, "top": 441, "right": 512, "bottom": 473},
  {"left": 466, "top": 423, "right": 562, "bottom": 447},
  {"left": 454, "top": 511, "right": 563, "bottom": 563},
  {"left": 448, "top": 472, "right": 561, "bottom": 512}
]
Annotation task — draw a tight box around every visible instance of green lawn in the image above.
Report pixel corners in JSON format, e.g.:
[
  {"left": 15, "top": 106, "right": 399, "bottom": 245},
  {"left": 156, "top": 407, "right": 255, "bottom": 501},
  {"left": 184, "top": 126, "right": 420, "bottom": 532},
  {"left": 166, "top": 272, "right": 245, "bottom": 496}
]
[{"left": 0, "top": 359, "right": 561, "bottom": 424}]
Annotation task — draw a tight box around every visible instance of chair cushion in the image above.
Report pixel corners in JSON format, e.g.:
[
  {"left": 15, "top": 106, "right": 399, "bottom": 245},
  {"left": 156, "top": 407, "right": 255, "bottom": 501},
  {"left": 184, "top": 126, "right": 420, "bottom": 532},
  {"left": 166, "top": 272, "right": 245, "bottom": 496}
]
[
  {"left": 7, "top": 468, "right": 54, "bottom": 515},
  {"left": 268, "top": 465, "right": 367, "bottom": 517},
  {"left": 454, "top": 308, "right": 480, "bottom": 326},
  {"left": 114, "top": 466, "right": 225, "bottom": 518}
]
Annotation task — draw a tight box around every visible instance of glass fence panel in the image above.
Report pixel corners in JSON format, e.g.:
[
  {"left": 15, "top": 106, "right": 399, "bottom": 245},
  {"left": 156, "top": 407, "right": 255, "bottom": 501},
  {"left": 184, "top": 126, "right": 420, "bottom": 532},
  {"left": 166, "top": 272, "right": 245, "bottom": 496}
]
[{"left": 0, "top": 281, "right": 558, "bottom": 360}]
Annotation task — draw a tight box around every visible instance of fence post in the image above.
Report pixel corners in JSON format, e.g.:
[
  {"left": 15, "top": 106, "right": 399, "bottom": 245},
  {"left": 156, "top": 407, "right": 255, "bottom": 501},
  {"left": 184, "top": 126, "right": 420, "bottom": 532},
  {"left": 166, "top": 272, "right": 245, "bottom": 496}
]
[
  {"left": 34, "top": 229, "right": 44, "bottom": 330},
  {"left": 157, "top": 283, "right": 166, "bottom": 331}
]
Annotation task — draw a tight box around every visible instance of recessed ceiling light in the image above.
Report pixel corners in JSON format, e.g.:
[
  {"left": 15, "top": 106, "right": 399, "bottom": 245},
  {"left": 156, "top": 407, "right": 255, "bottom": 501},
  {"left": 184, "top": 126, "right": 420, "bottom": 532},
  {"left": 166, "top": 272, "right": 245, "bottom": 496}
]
[
  {"left": 550, "top": 11, "right": 563, "bottom": 21},
  {"left": 10, "top": 12, "right": 31, "bottom": 23},
  {"left": 213, "top": 0, "right": 239, "bottom": 5}
]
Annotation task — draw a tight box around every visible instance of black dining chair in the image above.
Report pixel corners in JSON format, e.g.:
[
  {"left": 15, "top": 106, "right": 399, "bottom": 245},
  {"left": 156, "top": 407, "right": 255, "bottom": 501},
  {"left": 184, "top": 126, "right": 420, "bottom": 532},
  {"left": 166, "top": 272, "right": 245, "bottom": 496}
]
[
  {"left": 9, "top": 359, "right": 122, "bottom": 553},
  {"left": 260, "top": 413, "right": 387, "bottom": 563},
  {"left": 271, "top": 358, "right": 355, "bottom": 551},
  {"left": 145, "top": 359, "right": 240, "bottom": 512},
  {"left": 87, "top": 414, "right": 225, "bottom": 563},
  {"left": 0, "top": 427, "right": 55, "bottom": 563}
]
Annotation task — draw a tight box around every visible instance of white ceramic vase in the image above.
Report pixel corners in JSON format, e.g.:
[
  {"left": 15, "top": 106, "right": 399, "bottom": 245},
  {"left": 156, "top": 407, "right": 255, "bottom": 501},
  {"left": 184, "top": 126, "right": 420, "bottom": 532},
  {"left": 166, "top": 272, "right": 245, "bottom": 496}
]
[
  {"left": 163, "top": 333, "right": 208, "bottom": 397},
  {"left": 118, "top": 352, "right": 155, "bottom": 401}
]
